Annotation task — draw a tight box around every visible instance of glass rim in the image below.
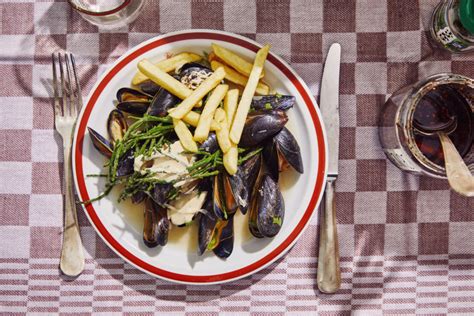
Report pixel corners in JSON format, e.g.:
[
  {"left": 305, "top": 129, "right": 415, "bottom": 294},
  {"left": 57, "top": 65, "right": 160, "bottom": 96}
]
[{"left": 67, "top": 0, "right": 132, "bottom": 17}]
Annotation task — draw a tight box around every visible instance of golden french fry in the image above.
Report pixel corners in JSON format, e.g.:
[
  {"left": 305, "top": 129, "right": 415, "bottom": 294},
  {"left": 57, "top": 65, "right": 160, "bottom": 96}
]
[
  {"left": 214, "top": 108, "right": 232, "bottom": 154},
  {"left": 223, "top": 89, "right": 239, "bottom": 127},
  {"left": 212, "top": 43, "right": 264, "bottom": 79},
  {"left": 211, "top": 60, "right": 269, "bottom": 95},
  {"left": 194, "top": 84, "right": 228, "bottom": 142},
  {"left": 181, "top": 111, "right": 220, "bottom": 131},
  {"left": 138, "top": 59, "right": 192, "bottom": 100},
  {"left": 223, "top": 144, "right": 238, "bottom": 175},
  {"left": 132, "top": 53, "right": 201, "bottom": 85},
  {"left": 173, "top": 118, "right": 198, "bottom": 153},
  {"left": 229, "top": 45, "right": 270, "bottom": 144},
  {"left": 169, "top": 67, "right": 226, "bottom": 119}
]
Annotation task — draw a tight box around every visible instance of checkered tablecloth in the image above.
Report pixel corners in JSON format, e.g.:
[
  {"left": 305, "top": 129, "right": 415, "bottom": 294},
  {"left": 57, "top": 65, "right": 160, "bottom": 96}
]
[{"left": 0, "top": 0, "right": 473, "bottom": 314}]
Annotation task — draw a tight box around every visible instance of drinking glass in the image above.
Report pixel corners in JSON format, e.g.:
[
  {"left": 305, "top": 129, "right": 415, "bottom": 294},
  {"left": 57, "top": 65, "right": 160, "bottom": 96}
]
[
  {"left": 68, "top": 0, "right": 145, "bottom": 29},
  {"left": 379, "top": 73, "right": 474, "bottom": 178}
]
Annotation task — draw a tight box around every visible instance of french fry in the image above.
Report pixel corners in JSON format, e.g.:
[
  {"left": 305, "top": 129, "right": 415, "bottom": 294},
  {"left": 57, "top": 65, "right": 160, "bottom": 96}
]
[
  {"left": 212, "top": 43, "right": 264, "bottom": 79},
  {"left": 173, "top": 118, "right": 198, "bottom": 153},
  {"left": 223, "top": 89, "right": 239, "bottom": 127},
  {"left": 194, "top": 84, "right": 229, "bottom": 142},
  {"left": 229, "top": 45, "right": 270, "bottom": 144},
  {"left": 223, "top": 144, "right": 238, "bottom": 175},
  {"left": 214, "top": 108, "right": 232, "bottom": 153},
  {"left": 169, "top": 67, "right": 226, "bottom": 119},
  {"left": 211, "top": 60, "right": 269, "bottom": 95},
  {"left": 132, "top": 53, "right": 201, "bottom": 85},
  {"left": 181, "top": 111, "right": 220, "bottom": 131},
  {"left": 138, "top": 59, "right": 192, "bottom": 100}
]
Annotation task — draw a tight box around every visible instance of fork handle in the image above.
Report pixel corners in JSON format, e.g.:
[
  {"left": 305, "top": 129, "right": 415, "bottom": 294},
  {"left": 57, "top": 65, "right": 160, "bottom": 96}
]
[
  {"left": 317, "top": 179, "right": 341, "bottom": 293},
  {"left": 59, "top": 135, "right": 85, "bottom": 277}
]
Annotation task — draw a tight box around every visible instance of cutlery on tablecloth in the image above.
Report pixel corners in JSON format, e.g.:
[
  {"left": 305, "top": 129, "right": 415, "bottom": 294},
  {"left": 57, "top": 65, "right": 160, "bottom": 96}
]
[
  {"left": 52, "top": 52, "right": 85, "bottom": 277},
  {"left": 317, "top": 43, "right": 342, "bottom": 294}
]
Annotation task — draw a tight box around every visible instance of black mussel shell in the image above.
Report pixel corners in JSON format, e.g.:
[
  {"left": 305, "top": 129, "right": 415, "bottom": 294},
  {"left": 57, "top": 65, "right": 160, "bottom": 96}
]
[
  {"left": 213, "top": 173, "right": 239, "bottom": 220},
  {"left": 116, "top": 101, "right": 150, "bottom": 115},
  {"left": 239, "top": 110, "right": 288, "bottom": 147},
  {"left": 131, "top": 190, "right": 147, "bottom": 204},
  {"left": 116, "top": 149, "right": 134, "bottom": 177},
  {"left": 147, "top": 87, "right": 181, "bottom": 117},
  {"left": 213, "top": 217, "right": 234, "bottom": 259},
  {"left": 107, "top": 109, "right": 127, "bottom": 144},
  {"left": 151, "top": 183, "right": 173, "bottom": 207},
  {"left": 249, "top": 173, "right": 285, "bottom": 238},
  {"left": 177, "top": 62, "right": 213, "bottom": 90},
  {"left": 88, "top": 127, "right": 113, "bottom": 158},
  {"left": 199, "top": 133, "right": 219, "bottom": 154},
  {"left": 197, "top": 198, "right": 216, "bottom": 256},
  {"left": 264, "top": 127, "right": 303, "bottom": 181},
  {"left": 138, "top": 80, "right": 161, "bottom": 96},
  {"left": 116, "top": 87, "right": 152, "bottom": 103},
  {"left": 143, "top": 198, "right": 169, "bottom": 247},
  {"left": 236, "top": 154, "right": 262, "bottom": 215},
  {"left": 251, "top": 95, "right": 295, "bottom": 111}
]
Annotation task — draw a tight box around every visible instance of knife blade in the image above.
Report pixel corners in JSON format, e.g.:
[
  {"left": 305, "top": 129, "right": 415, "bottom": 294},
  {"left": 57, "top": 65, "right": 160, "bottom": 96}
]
[
  {"left": 320, "top": 43, "right": 341, "bottom": 180},
  {"left": 317, "top": 43, "right": 341, "bottom": 294}
]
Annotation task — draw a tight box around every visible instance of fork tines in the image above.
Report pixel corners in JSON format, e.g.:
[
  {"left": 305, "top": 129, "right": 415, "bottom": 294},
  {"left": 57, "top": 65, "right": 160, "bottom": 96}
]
[{"left": 52, "top": 52, "right": 82, "bottom": 119}]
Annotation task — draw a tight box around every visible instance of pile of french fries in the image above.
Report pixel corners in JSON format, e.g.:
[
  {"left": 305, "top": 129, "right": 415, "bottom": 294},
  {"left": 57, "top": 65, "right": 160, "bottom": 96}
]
[{"left": 135, "top": 44, "right": 270, "bottom": 175}]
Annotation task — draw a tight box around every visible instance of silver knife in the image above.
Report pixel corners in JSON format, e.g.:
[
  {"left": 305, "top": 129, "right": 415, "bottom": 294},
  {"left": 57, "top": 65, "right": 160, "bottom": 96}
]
[{"left": 317, "top": 43, "right": 341, "bottom": 293}]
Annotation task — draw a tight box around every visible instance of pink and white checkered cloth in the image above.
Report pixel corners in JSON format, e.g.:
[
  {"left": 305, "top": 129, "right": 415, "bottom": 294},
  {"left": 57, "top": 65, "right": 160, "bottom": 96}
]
[{"left": 0, "top": 0, "right": 473, "bottom": 314}]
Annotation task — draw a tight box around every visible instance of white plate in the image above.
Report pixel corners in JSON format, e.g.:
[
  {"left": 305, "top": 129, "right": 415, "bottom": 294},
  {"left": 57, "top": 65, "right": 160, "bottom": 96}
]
[{"left": 73, "top": 30, "right": 327, "bottom": 284}]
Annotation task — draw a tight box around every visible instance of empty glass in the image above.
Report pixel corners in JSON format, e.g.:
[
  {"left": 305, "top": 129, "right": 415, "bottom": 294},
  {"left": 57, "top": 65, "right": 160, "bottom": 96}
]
[{"left": 68, "top": 0, "right": 145, "bottom": 29}]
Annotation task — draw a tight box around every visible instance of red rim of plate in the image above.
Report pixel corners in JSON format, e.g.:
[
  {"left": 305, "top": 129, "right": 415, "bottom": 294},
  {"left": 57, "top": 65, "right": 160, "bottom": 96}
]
[{"left": 74, "top": 31, "right": 326, "bottom": 284}]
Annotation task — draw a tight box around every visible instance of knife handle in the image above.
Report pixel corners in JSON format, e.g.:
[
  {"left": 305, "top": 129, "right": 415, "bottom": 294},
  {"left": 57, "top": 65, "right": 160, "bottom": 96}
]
[{"left": 317, "top": 179, "right": 341, "bottom": 293}]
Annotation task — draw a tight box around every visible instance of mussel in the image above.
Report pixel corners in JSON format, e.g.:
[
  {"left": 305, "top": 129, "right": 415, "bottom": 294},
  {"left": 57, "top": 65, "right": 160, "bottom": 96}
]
[
  {"left": 116, "top": 88, "right": 152, "bottom": 115},
  {"left": 147, "top": 87, "right": 181, "bottom": 117},
  {"left": 177, "top": 62, "right": 213, "bottom": 90},
  {"left": 234, "top": 154, "right": 262, "bottom": 215},
  {"left": 251, "top": 95, "right": 295, "bottom": 111},
  {"left": 88, "top": 127, "right": 113, "bottom": 158},
  {"left": 263, "top": 127, "right": 304, "bottom": 181},
  {"left": 131, "top": 190, "right": 147, "bottom": 204},
  {"left": 197, "top": 207, "right": 234, "bottom": 258},
  {"left": 138, "top": 80, "right": 161, "bottom": 96},
  {"left": 143, "top": 198, "right": 170, "bottom": 247},
  {"left": 213, "top": 172, "right": 239, "bottom": 220},
  {"left": 199, "top": 133, "right": 219, "bottom": 154},
  {"left": 239, "top": 110, "right": 288, "bottom": 147},
  {"left": 116, "top": 149, "right": 135, "bottom": 177},
  {"left": 107, "top": 109, "right": 127, "bottom": 144},
  {"left": 248, "top": 172, "right": 285, "bottom": 238},
  {"left": 150, "top": 183, "right": 173, "bottom": 207}
]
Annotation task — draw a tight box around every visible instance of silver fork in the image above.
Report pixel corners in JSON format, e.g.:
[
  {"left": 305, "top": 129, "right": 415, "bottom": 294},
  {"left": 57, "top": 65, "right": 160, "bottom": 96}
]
[{"left": 52, "top": 52, "right": 85, "bottom": 277}]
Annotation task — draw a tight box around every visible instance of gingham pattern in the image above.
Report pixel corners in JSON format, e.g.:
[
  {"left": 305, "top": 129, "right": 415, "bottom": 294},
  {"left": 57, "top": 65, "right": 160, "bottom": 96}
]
[{"left": 0, "top": 0, "right": 473, "bottom": 314}]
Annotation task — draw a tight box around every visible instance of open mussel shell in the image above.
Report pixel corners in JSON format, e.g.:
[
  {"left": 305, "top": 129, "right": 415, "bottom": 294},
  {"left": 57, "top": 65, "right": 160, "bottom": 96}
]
[
  {"left": 147, "top": 87, "right": 181, "bottom": 117},
  {"left": 107, "top": 109, "right": 127, "bottom": 144},
  {"left": 116, "top": 87, "right": 152, "bottom": 115},
  {"left": 251, "top": 95, "right": 295, "bottom": 111},
  {"left": 213, "top": 216, "right": 234, "bottom": 259},
  {"left": 263, "top": 127, "right": 303, "bottom": 181},
  {"left": 235, "top": 154, "right": 262, "bottom": 215},
  {"left": 199, "top": 133, "right": 219, "bottom": 154},
  {"left": 88, "top": 127, "right": 113, "bottom": 158},
  {"left": 138, "top": 80, "right": 161, "bottom": 96},
  {"left": 143, "top": 198, "right": 170, "bottom": 247},
  {"left": 239, "top": 110, "right": 288, "bottom": 147},
  {"left": 131, "top": 190, "right": 147, "bottom": 204},
  {"left": 213, "top": 173, "right": 239, "bottom": 220},
  {"left": 249, "top": 172, "right": 285, "bottom": 238},
  {"left": 177, "top": 62, "right": 213, "bottom": 90},
  {"left": 116, "top": 149, "right": 135, "bottom": 177},
  {"left": 197, "top": 206, "right": 234, "bottom": 258}
]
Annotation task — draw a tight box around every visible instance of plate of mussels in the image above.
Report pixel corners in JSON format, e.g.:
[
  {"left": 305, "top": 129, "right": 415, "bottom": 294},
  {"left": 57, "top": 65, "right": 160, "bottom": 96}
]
[{"left": 73, "top": 29, "right": 327, "bottom": 284}]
